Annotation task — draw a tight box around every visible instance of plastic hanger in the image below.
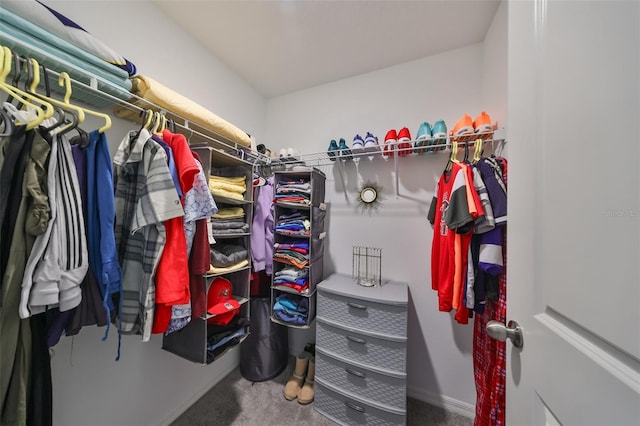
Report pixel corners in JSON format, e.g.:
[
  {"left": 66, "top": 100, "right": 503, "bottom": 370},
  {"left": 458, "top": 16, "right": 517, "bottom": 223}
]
[
  {"left": 151, "top": 111, "right": 162, "bottom": 134},
  {"left": 138, "top": 108, "right": 154, "bottom": 134},
  {"left": 23, "top": 58, "right": 84, "bottom": 136},
  {"left": 0, "top": 46, "right": 52, "bottom": 129},
  {"left": 56, "top": 71, "right": 112, "bottom": 133},
  {"left": 472, "top": 138, "right": 483, "bottom": 164}
]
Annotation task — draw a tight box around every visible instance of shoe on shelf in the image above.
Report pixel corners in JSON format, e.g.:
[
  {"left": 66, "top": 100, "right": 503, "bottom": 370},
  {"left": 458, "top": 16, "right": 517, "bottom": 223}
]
[
  {"left": 297, "top": 356, "right": 315, "bottom": 405},
  {"left": 414, "top": 122, "right": 432, "bottom": 154},
  {"left": 284, "top": 351, "right": 310, "bottom": 401},
  {"left": 397, "top": 127, "right": 412, "bottom": 157},
  {"left": 327, "top": 139, "right": 338, "bottom": 161},
  {"left": 432, "top": 119, "right": 448, "bottom": 152},
  {"left": 473, "top": 111, "right": 493, "bottom": 134},
  {"left": 382, "top": 129, "right": 397, "bottom": 158},
  {"left": 338, "top": 137, "right": 353, "bottom": 161},
  {"left": 363, "top": 132, "right": 379, "bottom": 150},
  {"left": 352, "top": 134, "right": 365, "bottom": 150},
  {"left": 451, "top": 114, "right": 475, "bottom": 142}
]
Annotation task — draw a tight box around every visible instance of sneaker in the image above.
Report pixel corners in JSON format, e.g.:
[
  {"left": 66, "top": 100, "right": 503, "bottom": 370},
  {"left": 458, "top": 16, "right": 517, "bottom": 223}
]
[
  {"left": 451, "top": 114, "right": 474, "bottom": 142},
  {"left": 414, "top": 122, "right": 432, "bottom": 154},
  {"left": 431, "top": 120, "right": 448, "bottom": 152},
  {"left": 382, "top": 129, "right": 397, "bottom": 158},
  {"left": 397, "top": 127, "right": 412, "bottom": 157},
  {"left": 363, "top": 132, "right": 379, "bottom": 150},
  {"left": 338, "top": 137, "right": 353, "bottom": 160},
  {"left": 352, "top": 134, "right": 365, "bottom": 150},
  {"left": 473, "top": 111, "right": 493, "bottom": 134},
  {"left": 327, "top": 139, "right": 338, "bottom": 161}
]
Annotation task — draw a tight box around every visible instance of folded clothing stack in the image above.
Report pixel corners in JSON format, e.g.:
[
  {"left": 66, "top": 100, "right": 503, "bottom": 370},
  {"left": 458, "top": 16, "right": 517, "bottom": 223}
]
[
  {"left": 275, "top": 178, "right": 311, "bottom": 205},
  {"left": 209, "top": 175, "right": 246, "bottom": 201},
  {"left": 274, "top": 211, "right": 310, "bottom": 237},
  {"left": 273, "top": 241, "right": 310, "bottom": 270},
  {"left": 209, "top": 243, "right": 248, "bottom": 274},
  {"left": 273, "top": 265, "right": 309, "bottom": 294},
  {"left": 210, "top": 207, "right": 248, "bottom": 236},
  {"left": 273, "top": 294, "right": 309, "bottom": 326}
]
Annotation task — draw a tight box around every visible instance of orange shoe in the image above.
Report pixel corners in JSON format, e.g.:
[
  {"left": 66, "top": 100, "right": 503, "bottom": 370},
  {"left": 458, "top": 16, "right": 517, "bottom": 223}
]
[
  {"left": 397, "top": 127, "right": 412, "bottom": 157},
  {"left": 451, "top": 114, "right": 474, "bottom": 136},
  {"left": 473, "top": 111, "right": 493, "bottom": 134}
]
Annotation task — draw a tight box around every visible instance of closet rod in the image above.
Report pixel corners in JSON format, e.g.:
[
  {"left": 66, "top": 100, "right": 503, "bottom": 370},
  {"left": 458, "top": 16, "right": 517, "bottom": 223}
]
[{"left": 0, "top": 43, "right": 256, "bottom": 162}]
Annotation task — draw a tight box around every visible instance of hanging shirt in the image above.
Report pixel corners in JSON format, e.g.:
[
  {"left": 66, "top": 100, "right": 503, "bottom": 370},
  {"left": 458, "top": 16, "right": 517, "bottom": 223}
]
[
  {"left": 428, "top": 162, "right": 475, "bottom": 314},
  {"left": 30, "top": 132, "right": 88, "bottom": 315},
  {"left": 151, "top": 130, "right": 200, "bottom": 334},
  {"left": 166, "top": 153, "right": 218, "bottom": 335},
  {"left": 251, "top": 176, "right": 274, "bottom": 274},
  {"left": 113, "top": 128, "right": 183, "bottom": 341}
]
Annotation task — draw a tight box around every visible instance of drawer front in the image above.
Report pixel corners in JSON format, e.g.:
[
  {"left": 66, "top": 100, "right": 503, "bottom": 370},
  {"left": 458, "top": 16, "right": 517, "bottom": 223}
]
[
  {"left": 317, "top": 290, "right": 406, "bottom": 337},
  {"left": 315, "top": 380, "right": 406, "bottom": 426},
  {"left": 316, "top": 320, "right": 406, "bottom": 373},
  {"left": 316, "top": 351, "right": 406, "bottom": 410}
]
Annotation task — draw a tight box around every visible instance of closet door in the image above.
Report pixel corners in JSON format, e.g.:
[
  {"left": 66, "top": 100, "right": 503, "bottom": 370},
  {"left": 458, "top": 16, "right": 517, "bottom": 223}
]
[{"left": 506, "top": 1, "right": 640, "bottom": 425}]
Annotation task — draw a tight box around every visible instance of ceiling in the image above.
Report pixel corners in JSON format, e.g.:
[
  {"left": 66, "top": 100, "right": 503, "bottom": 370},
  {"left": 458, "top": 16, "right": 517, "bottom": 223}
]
[{"left": 153, "top": 0, "right": 501, "bottom": 98}]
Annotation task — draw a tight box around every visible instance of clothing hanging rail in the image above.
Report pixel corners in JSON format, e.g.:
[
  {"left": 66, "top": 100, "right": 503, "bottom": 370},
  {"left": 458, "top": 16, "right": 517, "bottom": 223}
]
[{"left": 0, "top": 33, "right": 260, "bottom": 162}]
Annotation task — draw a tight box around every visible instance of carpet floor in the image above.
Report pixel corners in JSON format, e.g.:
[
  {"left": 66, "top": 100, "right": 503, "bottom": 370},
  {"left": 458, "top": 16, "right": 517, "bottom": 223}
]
[{"left": 171, "top": 358, "right": 473, "bottom": 426}]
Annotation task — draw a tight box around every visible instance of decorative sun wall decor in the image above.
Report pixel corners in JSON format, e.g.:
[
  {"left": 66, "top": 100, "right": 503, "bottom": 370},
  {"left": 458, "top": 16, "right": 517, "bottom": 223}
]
[{"left": 354, "top": 180, "right": 384, "bottom": 214}]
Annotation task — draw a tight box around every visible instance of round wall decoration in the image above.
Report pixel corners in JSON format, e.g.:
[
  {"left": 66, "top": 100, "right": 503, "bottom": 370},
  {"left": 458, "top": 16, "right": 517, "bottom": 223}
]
[{"left": 355, "top": 180, "right": 384, "bottom": 214}]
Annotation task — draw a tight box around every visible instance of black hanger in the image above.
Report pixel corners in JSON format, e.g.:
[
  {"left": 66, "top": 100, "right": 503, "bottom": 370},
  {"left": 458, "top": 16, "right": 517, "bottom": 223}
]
[
  {"left": 36, "top": 65, "right": 66, "bottom": 134},
  {"left": 7, "top": 52, "right": 23, "bottom": 107}
]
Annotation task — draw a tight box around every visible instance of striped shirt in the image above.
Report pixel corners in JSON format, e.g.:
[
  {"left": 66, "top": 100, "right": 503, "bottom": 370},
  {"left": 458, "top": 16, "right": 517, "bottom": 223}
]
[{"left": 113, "top": 129, "right": 183, "bottom": 341}]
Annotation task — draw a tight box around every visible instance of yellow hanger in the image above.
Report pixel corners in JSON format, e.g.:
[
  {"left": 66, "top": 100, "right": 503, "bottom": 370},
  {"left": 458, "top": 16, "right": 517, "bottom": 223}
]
[
  {"left": 141, "top": 109, "right": 154, "bottom": 130},
  {"left": 450, "top": 140, "right": 460, "bottom": 163},
  {"left": 151, "top": 111, "right": 162, "bottom": 134},
  {"left": 0, "top": 46, "right": 52, "bottom": 130},
  {"left": 26, "top": 58, "right": 86, "bottom": 132},
  {"left": 472, "top": 138, "right": 483, "bottom": 164},
  {"left": 56, "top": 71, "right": 112, "bottom": 133}
]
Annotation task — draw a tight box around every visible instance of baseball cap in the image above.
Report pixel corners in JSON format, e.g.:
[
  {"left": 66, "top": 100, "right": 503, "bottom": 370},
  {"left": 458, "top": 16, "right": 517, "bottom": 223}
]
[{"left": 207, "top": 277, "right": 240, "bottom": 325}]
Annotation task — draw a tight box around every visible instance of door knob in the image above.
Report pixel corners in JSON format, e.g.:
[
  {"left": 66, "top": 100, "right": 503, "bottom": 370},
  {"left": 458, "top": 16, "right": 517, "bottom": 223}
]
[{"left": 486, "top": 320, "right": 523, "bottom": 348}]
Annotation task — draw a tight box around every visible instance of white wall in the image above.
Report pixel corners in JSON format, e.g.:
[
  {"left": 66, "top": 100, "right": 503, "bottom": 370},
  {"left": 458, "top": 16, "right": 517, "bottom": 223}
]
[
  {"left": 37, "top": 2, "right": 266, "bottom": 425},
  {"left": 265, "top": 3, "right": 507, "bottom": 415}
]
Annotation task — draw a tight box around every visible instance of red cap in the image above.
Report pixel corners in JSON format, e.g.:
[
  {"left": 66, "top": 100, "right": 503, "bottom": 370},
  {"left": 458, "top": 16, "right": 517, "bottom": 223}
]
[{"left": 207, "top": 277, "right": 240, "bottom": 325}]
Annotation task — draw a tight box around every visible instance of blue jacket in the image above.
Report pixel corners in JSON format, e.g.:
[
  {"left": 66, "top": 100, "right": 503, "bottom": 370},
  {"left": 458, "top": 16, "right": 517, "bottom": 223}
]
[{"left": 86, "top": 130, "right": 122, "bottom": 316}]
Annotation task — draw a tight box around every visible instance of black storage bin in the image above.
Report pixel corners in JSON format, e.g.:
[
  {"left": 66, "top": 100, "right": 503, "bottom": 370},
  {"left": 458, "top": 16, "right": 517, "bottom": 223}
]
[{"left": 240, "top": 297, "right": 289, "bottom": 381}]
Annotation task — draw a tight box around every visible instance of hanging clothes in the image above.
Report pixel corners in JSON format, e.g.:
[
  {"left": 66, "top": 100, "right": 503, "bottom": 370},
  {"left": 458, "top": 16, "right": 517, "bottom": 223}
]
[
  {"left": 473, "top": 157, "right": 508, "bottom": 426},
  {"left": 112, "top": 128, "right": 183, "bottom": 341}
]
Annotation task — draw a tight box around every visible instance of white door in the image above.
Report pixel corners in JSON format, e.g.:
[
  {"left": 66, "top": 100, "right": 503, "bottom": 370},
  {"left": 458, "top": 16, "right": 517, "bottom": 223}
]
[{"left": 506, "top": 0, "right": 640, "bottom": 425}]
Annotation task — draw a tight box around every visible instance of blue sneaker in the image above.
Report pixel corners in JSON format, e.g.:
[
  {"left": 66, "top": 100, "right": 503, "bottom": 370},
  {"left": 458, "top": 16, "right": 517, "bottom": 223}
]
[
  {"left": 338, "top": 138, "right": 353, "bottom": 160},
  {"left": 327, "top": 139, "right": 338, "bottom": 161},
  {"left": 352, "top": 134, "right": 365, "bottom": 150},
  {"left": 363, "top": 132, "right": 379, "bottom": 153},
  {"left": 414, "top": 122, "right": 432, "bottom": 154},
  {"left": 431, "top": 120, "right": 448, "bottom": 151}
]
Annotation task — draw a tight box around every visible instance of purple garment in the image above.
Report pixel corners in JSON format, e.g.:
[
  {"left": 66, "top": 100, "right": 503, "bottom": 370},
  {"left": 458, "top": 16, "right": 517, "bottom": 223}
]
[
  {"left": 251, "top": 176, "right": 274, "bottom": 274},
  {"left": 152, "top": 135, "right": 182, "bottom": 200},
  {"left": 477, "top": 158, "right": 507, "bottom": 225}
]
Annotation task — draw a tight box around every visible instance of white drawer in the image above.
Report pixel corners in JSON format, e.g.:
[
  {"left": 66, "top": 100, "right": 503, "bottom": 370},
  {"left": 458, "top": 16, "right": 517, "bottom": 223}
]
[
  {"left": 316, "top": 318, "right": 406, "bottom": 374},
  {"left": 317, "top": 289, "right": 406, "bottom": 338},
  {"left": 315, "top": 379, "right": 406, "bottom": 426},
  {"left": 315, "top": 349, "right": 406, "bottom": 411}
]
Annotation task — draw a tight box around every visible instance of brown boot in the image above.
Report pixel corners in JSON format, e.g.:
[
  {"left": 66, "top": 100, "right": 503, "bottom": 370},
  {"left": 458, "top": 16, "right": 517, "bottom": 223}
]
[
  {"left": 297, "top": 356, "right": 315, "bottom": 405},
  {"left": 284, "top": 352, "right": 310, "bottom": 400}
]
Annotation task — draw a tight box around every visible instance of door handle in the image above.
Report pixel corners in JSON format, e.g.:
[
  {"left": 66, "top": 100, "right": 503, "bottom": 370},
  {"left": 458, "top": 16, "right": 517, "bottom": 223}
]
[{"left": 486, "top": 320, "right": 524, "bottom": 348}]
